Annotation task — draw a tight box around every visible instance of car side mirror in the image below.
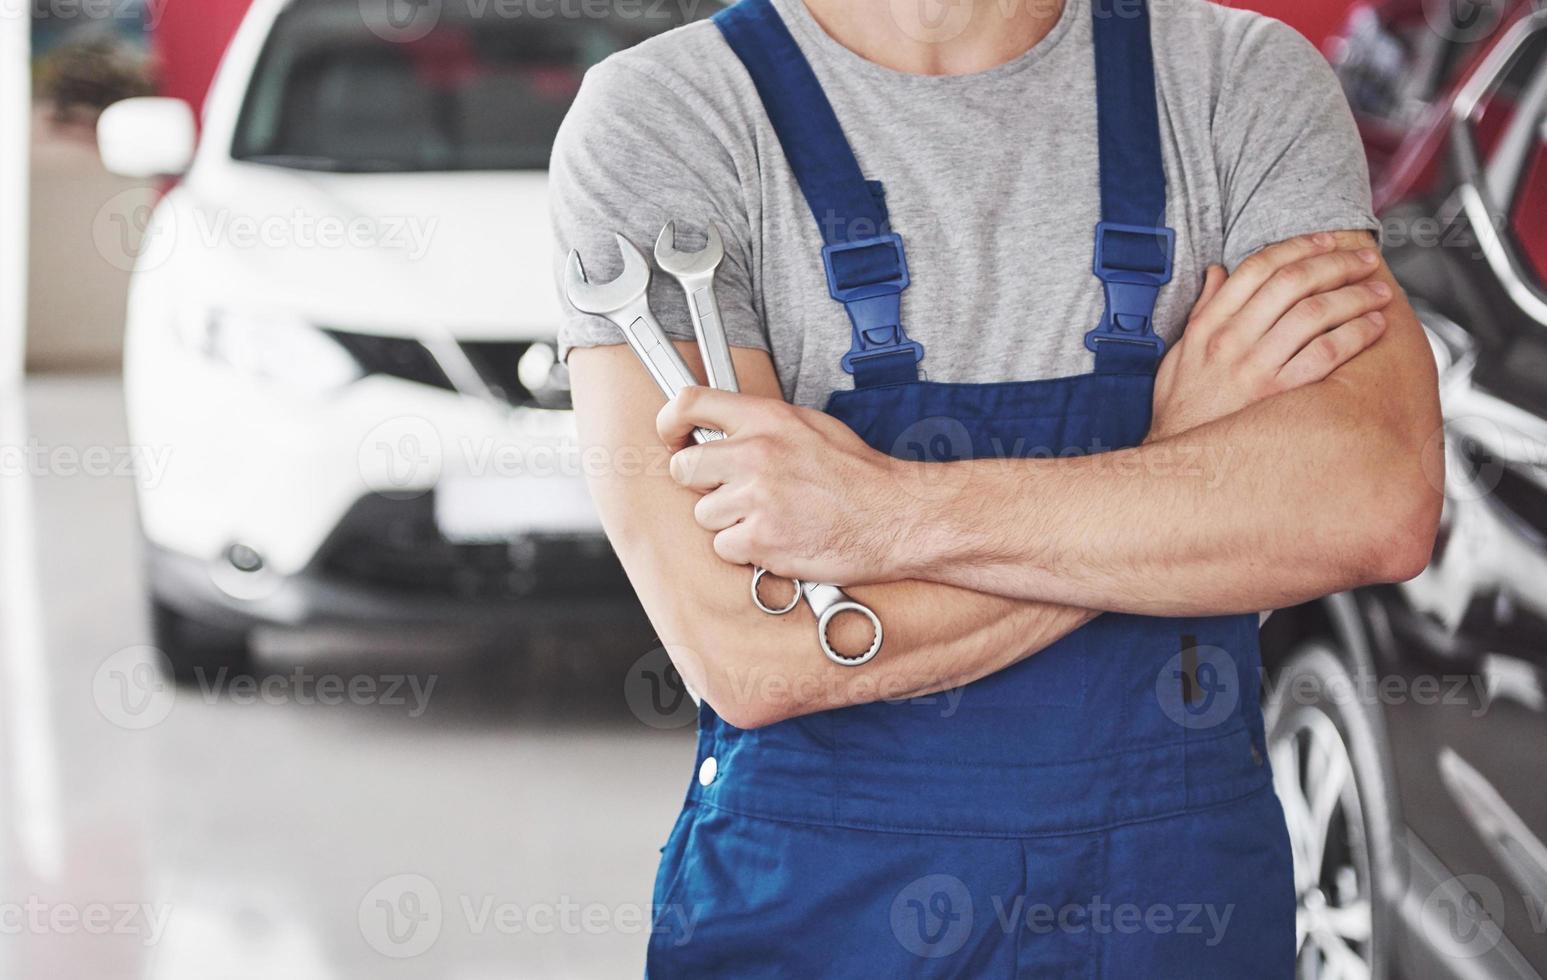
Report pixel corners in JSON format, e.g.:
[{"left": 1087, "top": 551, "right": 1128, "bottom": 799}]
[{"left": 97, "top": 97, "right": 197, "bottom": 179}]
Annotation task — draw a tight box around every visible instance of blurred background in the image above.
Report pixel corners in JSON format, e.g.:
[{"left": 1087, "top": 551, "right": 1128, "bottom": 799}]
[{"left": 0, "top": 0, "right": 1543, "bottom": 976}]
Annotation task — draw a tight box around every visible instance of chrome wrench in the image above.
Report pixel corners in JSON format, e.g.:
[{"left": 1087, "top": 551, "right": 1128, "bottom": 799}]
[
  {"left": 563, "top": 233, "right": 721, "bottom": 445},
  {"left": 653, "top": 221, "right": 739, "bottom": 393},
  {"left": 653, "top": 222, "right": 882, "bottom": 667}
]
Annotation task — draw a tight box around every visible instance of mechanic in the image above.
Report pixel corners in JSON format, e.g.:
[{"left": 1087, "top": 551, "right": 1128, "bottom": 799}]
[{"left": 551, "top": 0, "right": 1443, "bottom": 974}]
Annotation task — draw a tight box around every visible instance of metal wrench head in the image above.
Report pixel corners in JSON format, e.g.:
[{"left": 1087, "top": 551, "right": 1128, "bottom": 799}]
[
  {"left": 563, "top": 233, "right": 652, "bottom": 316},
  {"left": 653, "top": 221, "right": 724, "bottom": 278}
]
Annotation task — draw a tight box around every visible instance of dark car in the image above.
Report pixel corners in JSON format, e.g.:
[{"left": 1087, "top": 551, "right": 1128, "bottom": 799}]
[
  {"left": 1263, "top": 8, "right": 1547, "bottom": 977},
  {"left": 1324, "top": 0, "right": 1532, "bottom": 210}
]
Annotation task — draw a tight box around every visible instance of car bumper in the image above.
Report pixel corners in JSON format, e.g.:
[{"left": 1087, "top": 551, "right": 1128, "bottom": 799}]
[{"left": 146, "top": 516, "right": 637, "bottom": 632}]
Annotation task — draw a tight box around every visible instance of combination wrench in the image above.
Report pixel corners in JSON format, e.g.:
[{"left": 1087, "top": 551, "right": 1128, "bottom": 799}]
[
  {"left": 564, "top": 230, "right": 882, "bottom": 666},
  {"left": 654, "top": 222, "right": 882, "bottom": 666}
]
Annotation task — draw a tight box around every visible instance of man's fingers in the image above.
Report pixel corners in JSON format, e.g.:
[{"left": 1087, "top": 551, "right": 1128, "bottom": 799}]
[
  {"left": 1253, "top": 279, "right": 1393, "bottom": 370},
  {"left": 1196, "top": 233, "right": 1336, "bottom": 323},
  {"left": 693, "top": 485, "right": 746, "bottom": 532},
  {"left": 1189, "top": 264, "right": 1227, "bottom": 321},
  {"left": 655, "top": 386, "right": 753, "bottom": 448},
  {"left": 670, "top": 442, "right": 729, "bottom": 491},
  {"left": 712, "top": 523, "right": 755, "bottom": 568},
  {"left": 1227, "top": 247, "right": 1382, "bottom": 347},
  {"left": 1273, "top": 312, "right": 1389, "bottom": 391}
]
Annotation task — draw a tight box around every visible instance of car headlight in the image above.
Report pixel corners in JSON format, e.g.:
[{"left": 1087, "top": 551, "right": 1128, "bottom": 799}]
[{"left": 188, "top": 309, "right": 362, "bottom": 393}]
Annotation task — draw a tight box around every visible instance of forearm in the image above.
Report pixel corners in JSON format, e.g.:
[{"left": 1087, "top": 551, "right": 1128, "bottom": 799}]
[
  {"left": 902, "top": 265, "right": 1442, "bottom": 615},
  {"left": 573, "top": 342, "right": 1096, "bottom": 729},
  {"left": 628, "top": 527, "right": 1096, "bottom": 728}
]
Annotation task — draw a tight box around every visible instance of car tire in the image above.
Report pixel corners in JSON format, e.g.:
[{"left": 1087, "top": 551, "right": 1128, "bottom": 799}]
[
  {"left": 150, "top": 599, "right": 255, "bottom": 687},
  {"left": 1266, "top": 641, "right": 1402, "bottom": 980}
]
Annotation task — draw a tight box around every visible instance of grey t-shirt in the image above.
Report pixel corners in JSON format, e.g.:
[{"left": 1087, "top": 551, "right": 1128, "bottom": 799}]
[{"left": 550, "top": 0, "right": 1378, "bottom": 409}]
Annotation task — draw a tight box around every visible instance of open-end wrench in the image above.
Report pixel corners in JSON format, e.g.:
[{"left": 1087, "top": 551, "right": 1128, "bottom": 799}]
[
  {"left": 563, "top": 233, "right": 721, "bottom": 445},
  {"left": 656, "top": 221, "right": 794, "bottom": 617},
  {"left": 653, "top": 222, "right": 738, "bottom": 393},
  {"left": 564, "top": 232, "right": 882, "bottom": 667}
]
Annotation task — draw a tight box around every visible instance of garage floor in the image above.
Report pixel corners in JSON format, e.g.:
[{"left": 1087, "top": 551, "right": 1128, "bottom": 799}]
[{"left": 0, "top": 376, "right": 695, "bottom": 979}]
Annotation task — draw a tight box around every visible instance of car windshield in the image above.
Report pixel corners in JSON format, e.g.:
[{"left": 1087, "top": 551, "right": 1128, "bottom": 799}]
[{"left": 231, "top": 0, "right": 700, "bottom": 172}]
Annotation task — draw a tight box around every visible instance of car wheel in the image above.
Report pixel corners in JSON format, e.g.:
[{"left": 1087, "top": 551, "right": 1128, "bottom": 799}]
[
  {"left": 1266, "top": 641, "right": 1400, "bottom": 980},
  {"left": 150, "top": 599, "right": 255, "bottom": 686}
]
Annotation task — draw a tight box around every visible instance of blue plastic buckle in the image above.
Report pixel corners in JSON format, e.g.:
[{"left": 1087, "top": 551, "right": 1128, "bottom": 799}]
[
  {"left": 822, "top": 234, "right": 924, "bottom": 376},
  {"left": 1084, "top": 221, "right": 1176, "bottom": 357}
]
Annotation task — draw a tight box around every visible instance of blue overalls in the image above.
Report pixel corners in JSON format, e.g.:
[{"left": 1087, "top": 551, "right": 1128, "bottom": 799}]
[{"left": 647, "top": 1, "right": 1296, "bottom": 975}]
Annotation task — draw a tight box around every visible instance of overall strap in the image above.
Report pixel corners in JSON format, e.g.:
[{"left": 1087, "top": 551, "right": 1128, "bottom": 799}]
[
  {"left": 1086, "top": 0, "right": 1175, "bottom": 375},
  {"left": 714, "top": 0, "right": 924, "bottom": 388}
]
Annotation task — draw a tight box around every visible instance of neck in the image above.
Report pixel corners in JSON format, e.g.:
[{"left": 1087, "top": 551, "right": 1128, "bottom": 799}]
[{"left": 800, "top": 0, "right": 1066, "bottom": 75}]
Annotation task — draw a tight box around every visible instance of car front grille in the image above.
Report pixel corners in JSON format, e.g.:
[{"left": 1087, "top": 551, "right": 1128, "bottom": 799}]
[
  {"left": 314, "top": 493, "right": 629, "bottom": 600},
  {"left": 322, "top": 329, "right": 571, "bottom": 409}
]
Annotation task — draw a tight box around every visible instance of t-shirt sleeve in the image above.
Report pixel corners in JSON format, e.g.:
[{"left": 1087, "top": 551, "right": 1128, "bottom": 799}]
[
  {"left": 549, "top": 54, "right": 767, "bottom": 361},
  {"left": 1213, "top": 17, "right": 1381, "bottom": 270}
]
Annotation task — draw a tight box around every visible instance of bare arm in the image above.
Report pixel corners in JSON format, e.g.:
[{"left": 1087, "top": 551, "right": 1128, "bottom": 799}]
[
  {"left": 573, "top": 235, "right": 1394, "bottom": 726},
  {"left": 897, "top": 232, "right": 1443, "bottom": 613},
  {"left": 662, "top": 233, "right": 1443, "bottom": 618},
  {"left": 571, "top": 342, "right": 1094, "bottom": 729}
]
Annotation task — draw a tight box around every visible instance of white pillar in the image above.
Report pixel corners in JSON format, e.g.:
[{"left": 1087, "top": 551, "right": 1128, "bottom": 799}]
[{"left": 0, "top": 0, "right": 29, "bottom": 385}]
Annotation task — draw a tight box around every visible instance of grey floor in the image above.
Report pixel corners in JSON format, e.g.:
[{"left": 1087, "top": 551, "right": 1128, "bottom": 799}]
[{"left": 0, "top": 376, "right": 695, "bottom": 979}]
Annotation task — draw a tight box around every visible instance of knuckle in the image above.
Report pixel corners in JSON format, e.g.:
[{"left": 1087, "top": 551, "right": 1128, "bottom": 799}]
[
  {"left": 1308, "top": 334, "right": 1342, "bottom": 369},
  {"left": 1202, "top": 329, "right": 1234, "bottom": 362},
  {"left": 744, "top": 477, "right": 769, "bottom": 507},
  {"left": 1294, "top": 294, "right": 1328, "bottom": 322},
  {"left": 743, "top": 435, "right": 772, "bottom": 466},
  {"left": 1238, "top": 252, "right": 1271, "bottom": 279},
  {"left": 740, "top": 516, "right": 768, "bottom": 552},
  {"left": 1273, "top": 263, "right": 1311, "bottom": 290}
]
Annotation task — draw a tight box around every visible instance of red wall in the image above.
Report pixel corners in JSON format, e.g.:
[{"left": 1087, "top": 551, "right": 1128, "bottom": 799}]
[
  {"left": 152, "top": 0, "right": 253, "bottom": 112},
  {"left": 1231, "top": 0, "right": 1354, "bottom": 49},
  {"left": 151, "top": 0, "right": 1350, "bottom": 110}
]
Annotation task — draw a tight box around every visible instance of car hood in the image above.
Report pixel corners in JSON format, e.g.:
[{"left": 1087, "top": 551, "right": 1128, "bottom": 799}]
[{"left": 173, "top": 165, "right": 563, "bottom": 341}]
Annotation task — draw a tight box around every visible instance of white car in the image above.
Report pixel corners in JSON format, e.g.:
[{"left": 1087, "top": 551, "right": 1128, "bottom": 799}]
[{"left": 97, "top": 0, "right": 692, "bottom": 681}]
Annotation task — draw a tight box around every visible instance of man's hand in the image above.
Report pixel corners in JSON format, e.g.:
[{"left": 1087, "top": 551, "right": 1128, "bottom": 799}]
[
  {"left": 1150, "top": 233, "right": 1392, "bottom": 441},
  {"left": 659, "top": 388, "right": 905, "bottom": 585},
  {"left": 661, "top": 232, "right": 1401, "bottom": 587}
]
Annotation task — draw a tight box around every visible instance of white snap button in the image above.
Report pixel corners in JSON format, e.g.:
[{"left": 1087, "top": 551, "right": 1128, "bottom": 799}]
[{"left": 698, "top": 756, "right": 718, "bottom": 786}]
